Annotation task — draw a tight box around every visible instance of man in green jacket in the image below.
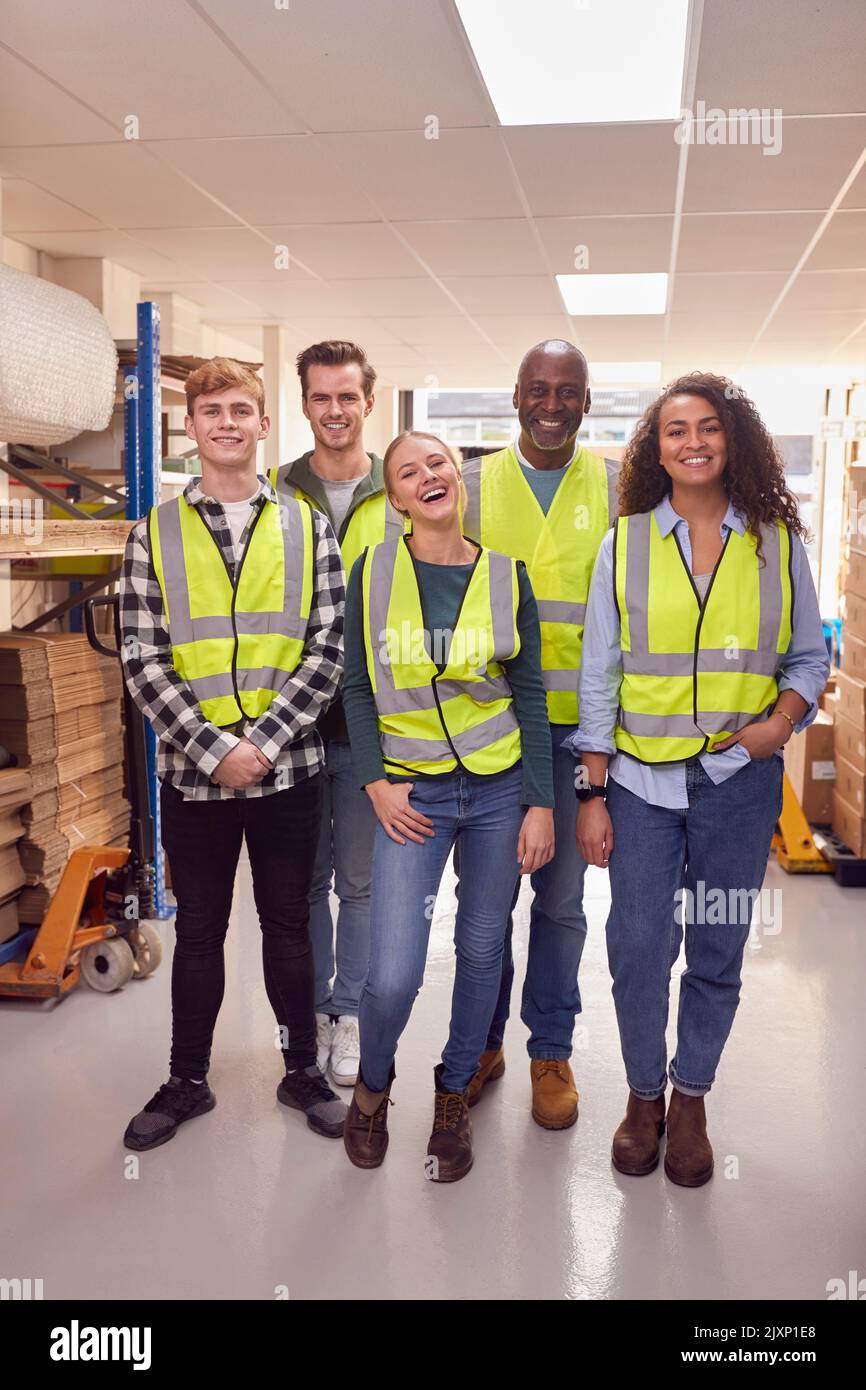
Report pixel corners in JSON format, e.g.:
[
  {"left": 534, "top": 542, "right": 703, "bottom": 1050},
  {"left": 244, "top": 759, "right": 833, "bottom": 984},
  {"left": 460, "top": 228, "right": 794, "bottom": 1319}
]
[{"left": 270, "top": 341, "right": 403, "bottom": 1088}]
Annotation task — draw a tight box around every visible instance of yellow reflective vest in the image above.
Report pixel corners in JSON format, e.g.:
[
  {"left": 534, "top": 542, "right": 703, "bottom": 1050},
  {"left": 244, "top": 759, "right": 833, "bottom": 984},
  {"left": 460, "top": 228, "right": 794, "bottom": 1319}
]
[
  {"left": 269, "top": 461, "right": 405, "bottom": 575},
  {"left": 613, "top": 511, "right": 793, "bottom": 762},
  {"left": 149, "top": 492, "right": 314, "bottom": 727},
  {"left": 462, "top": 445, "right": 612, "bottom": 725},
  {"left": 361, "top": 536, "right": 522, "bottom": 777}
]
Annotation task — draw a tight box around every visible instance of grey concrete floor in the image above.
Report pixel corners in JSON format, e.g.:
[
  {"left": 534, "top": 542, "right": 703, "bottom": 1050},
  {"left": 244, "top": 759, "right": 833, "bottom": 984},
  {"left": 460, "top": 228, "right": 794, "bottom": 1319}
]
[{"left": 1, "top": 855, "right": 864, "bottom": 1301}]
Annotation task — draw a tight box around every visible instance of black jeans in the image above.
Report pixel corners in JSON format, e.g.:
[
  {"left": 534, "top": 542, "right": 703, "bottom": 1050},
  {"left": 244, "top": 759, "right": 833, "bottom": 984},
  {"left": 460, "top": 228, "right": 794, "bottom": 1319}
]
[{"left": 160, "top": 773, "right": 323, "bottom": 1079}]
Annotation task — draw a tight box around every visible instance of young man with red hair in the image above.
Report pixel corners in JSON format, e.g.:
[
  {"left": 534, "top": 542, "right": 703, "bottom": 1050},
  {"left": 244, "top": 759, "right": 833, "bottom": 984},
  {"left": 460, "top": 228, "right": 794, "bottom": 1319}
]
[{"left": 120, "top": 357, "right": 347, "bottom": 1150}]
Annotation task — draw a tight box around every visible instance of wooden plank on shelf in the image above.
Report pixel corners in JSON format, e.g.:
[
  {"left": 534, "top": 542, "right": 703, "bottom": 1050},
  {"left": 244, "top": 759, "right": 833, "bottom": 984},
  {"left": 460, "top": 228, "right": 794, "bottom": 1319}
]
[{"left": 0, "top": 515, "right": 132, "bottom": 560}]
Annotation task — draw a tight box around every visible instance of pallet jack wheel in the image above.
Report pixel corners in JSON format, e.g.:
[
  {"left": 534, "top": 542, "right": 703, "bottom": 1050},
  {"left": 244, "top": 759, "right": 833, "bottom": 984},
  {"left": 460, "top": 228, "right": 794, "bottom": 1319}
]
[
  {"left": 80, "top": 937, "right": 136, "bottom": 992},
  {"left": 127, "top": 922, "right": 163, "bottom": 979}
]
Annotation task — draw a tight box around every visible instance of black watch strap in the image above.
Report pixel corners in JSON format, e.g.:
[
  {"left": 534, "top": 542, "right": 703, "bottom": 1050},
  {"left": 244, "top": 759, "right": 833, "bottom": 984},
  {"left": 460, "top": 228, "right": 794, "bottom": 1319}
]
[{"left": 575, "top": 783, "right": 607, "bottom": 803}]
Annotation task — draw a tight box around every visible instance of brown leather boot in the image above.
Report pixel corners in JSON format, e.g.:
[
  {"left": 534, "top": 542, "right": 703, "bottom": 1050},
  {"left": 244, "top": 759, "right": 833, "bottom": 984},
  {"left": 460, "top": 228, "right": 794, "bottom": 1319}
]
[
  {"left": 343, "top": 1071, "right": 394, "bottom": 1170},
  {"left": 530, "top": 1059, "right": 579, "bottom": 1130},
  {"left": 611, "top": 1092, "right": 667, "bottom": 1175},
  {"left": 664, "top": 1088, "right": 714, "bottom": 1187},
  {"left": 467, "top": 1047, "right": 505, "bottom": 1108},
  {"left": 426, "top": 1064, "right": 473, "bottom": 1182}
]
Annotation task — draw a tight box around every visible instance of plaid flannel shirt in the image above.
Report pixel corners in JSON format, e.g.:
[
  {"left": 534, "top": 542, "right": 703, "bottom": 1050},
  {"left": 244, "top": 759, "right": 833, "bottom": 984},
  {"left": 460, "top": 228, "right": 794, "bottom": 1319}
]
[{"left": 119, "top": 475, "right": 345, "bottom": 800}]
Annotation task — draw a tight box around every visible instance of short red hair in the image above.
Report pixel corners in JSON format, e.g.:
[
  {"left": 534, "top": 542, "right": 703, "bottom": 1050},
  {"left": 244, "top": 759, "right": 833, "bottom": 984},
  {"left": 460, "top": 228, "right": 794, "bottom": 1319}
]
[{"left": 185, "top": 357, "right": 265, "bottom": 417}]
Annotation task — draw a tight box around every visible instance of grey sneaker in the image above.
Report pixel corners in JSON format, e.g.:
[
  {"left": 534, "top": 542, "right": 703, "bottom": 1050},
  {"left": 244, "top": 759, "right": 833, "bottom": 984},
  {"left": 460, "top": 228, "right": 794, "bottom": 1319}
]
[
  {"left": 277, "top": 1065, "right": 347, "bottom": 1138},
  {"left": 124, "top": 1076, "right": 216, "bottom": 1152}
]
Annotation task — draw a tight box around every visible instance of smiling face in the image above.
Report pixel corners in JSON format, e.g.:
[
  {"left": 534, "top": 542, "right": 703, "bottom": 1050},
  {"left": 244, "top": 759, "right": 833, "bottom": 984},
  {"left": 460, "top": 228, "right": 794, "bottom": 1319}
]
[
  {"left": 658, "top": 393, "right": 728, "bottom": 492},
  {"left": 185, "top": 387, "right": 268, "bottom": 468},
  {"left": 386, "top": 436, "right": 462, "bottom": 528},
  {"left": 514, "top": 347, "right": 591, "bottom": 453},
  {"left": 302, "top": 362, "right": 373, "bottom": 452}
]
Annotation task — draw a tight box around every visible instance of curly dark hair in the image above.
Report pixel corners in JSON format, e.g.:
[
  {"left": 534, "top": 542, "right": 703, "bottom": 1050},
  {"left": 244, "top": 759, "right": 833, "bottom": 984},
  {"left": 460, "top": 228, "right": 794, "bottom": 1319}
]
[{"left": 618, "top": 372, "right": 807, "bottom": 557}]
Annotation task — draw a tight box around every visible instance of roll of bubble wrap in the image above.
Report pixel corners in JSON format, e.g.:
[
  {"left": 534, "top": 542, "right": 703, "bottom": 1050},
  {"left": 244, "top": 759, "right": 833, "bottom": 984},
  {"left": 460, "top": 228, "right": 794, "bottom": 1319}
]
[{"left": 0, "top": 263, "right": 118, "bottom": 446}]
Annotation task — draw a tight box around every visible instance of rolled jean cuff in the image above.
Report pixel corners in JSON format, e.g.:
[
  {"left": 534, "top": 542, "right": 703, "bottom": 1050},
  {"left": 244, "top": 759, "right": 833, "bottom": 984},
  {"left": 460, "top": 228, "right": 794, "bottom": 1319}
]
[
  {"left": 627, "top": 1075, "right": 667, "bottom": 1101},
  {"left": 669, "top": 1064, "right": 711, "bottom": 1097},
  {"left": 528, "top": 1047, "right": 571, "bottom": 1061}
]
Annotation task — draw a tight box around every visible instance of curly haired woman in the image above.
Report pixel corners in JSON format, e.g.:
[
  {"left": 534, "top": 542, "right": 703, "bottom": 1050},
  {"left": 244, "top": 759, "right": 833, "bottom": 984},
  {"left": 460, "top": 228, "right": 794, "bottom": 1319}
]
[{"left": 570, "top": 373, "right": 829, "bottom": 1186}]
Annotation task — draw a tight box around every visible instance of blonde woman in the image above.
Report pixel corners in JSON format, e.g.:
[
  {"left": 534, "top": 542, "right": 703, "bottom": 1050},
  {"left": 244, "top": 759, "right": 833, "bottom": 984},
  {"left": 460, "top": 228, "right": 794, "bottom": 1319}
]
[{"left": 341, "top": 431, "right": 554, "bottom": 1181}]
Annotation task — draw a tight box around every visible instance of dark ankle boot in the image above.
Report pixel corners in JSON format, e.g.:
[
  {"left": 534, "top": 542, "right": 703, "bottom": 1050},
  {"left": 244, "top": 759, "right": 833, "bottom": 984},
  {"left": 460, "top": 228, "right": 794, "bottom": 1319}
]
[
  {"left": 427, "top": 1063, "right": 473, "bottom": 1183},
  {"left": 343, "top": 1069, "right": 394, "bottom": 1170},
  {"left": 611, "top": 1092, "right": 666, "bottom": 1175},
  {"left": 664, "top": 1088, "right": 714, "bottom": 1187}
]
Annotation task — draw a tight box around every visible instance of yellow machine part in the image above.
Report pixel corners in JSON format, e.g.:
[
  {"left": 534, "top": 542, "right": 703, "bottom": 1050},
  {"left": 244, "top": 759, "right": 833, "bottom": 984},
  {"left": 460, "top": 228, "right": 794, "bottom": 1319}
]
[{"left": 772, "top": 774, "right": 835, "bottom": 874}]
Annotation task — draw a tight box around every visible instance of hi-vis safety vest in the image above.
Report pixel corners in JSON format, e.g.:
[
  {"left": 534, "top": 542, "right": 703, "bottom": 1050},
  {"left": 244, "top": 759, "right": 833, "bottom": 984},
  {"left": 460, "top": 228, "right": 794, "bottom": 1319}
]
[
  {"left": 268, "top": 463, "right": 405, "bottom": 575},
  {"left": 462, "top": 445, "right": 611, "bottom": 725},
  {"left": 613, "top": 512, "right": 793, "bottom": 763},
  {"left": 361, "top": 537, "right": 523, "bottom": 777},
  {"left": 149, "top": 493, "right": 314, "bottom": 727}
]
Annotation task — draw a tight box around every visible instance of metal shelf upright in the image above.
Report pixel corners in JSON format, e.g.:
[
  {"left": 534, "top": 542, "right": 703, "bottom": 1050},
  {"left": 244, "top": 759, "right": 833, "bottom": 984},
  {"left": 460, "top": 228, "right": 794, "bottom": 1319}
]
[{"left": 124, "top": 301, "right": 172, "bottom": 920}]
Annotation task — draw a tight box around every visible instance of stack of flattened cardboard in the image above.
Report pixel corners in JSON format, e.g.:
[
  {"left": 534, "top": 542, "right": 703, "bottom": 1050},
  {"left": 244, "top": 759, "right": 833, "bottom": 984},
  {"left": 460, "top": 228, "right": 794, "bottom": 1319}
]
[
  {"left": 833, "top": 463, "right": 866, "bottom": 856},
  {"left": 0, "top": 633, "right": 130, "bottom": 922},
  {"left": 0, "top": 766, "right": 32, "bottom": 943}
]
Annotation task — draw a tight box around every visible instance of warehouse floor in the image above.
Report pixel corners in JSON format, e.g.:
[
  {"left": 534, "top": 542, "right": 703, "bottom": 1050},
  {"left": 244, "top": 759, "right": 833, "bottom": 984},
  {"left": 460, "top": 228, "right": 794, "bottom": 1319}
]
[{"left": 1, "top": 854, "right": 863, "bottom": 1302}]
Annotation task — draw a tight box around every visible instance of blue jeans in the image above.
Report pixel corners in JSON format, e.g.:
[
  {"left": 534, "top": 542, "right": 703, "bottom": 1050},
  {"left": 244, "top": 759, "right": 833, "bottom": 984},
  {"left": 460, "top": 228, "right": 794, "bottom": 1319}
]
[
  {"left": 359, "top": 764, "right": 525, "bottom": 1093},
  {"left": 484, "top": 723, "right": 588, "bottom": 1059},
  {"left": 605, "top": 755, "right": 784, "bottom": 1099},
  {"left": 308, "top": 740, "right": 376, "bottom": 1018}
]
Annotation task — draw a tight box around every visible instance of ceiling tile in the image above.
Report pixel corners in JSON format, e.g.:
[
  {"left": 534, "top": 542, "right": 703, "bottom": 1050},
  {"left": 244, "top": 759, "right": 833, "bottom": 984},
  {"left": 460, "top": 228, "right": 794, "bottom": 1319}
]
[
  {"left": 682, "top": 115, "right": 866, "bottom": 213},
  {"left": 397, "top": 220, "right": 545, "bottom": 277},
  {"left": 0, "top": 46, "right": 117, "bottom": 145},
  {"left": 197, "top": 0, "right": 490, "bottom": 133},
  {"left": 676, "top": 212, "right": 823, "bottom": 272},
  {"left": 670, "top": 272, "right": 787, "bottom": 312},
  {"left": 258, "top": 223, "right": 421, "bottom": 279},
  {"left": 783, "top": 270, "right": 866, "bottom": 312},
  {"left": 695, "top": 0, "right": 866, "bottom": 114},
  {"left": 535, "top": 216, "right": 674, "bottom": 273},
  {"left": 440, "top": 276, "right": 563, "bottom": 314},
  {"left": 804, "top": 211, "right": 866, "bottom": 270},
  {"left": 0, "top": 143, "right": 230, "bottom": 229},
  {"left": 503, "top": 124, "right": 680, "bottom": 217},
  {"left": 317, "top": 130, "right": 524, "bottom": 221},
  {"left": 1, "top": 179, "right": 103, "bottom": 232}
]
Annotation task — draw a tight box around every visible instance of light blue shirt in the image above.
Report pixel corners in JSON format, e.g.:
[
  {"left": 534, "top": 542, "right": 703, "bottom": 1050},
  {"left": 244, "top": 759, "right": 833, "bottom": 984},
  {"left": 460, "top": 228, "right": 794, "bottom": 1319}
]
[{"left": 565, "top": 496, "right": 831, "bottom": 809}]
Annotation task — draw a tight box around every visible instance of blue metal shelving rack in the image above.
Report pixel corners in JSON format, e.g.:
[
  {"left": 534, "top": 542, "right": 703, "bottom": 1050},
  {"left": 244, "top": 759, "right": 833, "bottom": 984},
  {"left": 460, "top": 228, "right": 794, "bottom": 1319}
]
[{"left": 123, "top": 301, "right": 172, "bottom": 920}]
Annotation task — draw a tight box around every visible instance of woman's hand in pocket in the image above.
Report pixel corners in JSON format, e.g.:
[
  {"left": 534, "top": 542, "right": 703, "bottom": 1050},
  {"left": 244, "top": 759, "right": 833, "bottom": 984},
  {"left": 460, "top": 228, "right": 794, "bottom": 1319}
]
[
  {"left": 517, "top": 807, "right": 555, "bottom": 875},
  {"left": 365, "top": 779, "right": 435, "bottom": 846},
  {"left": 714, "top": 713, "right": 791, "bottom": 761}
]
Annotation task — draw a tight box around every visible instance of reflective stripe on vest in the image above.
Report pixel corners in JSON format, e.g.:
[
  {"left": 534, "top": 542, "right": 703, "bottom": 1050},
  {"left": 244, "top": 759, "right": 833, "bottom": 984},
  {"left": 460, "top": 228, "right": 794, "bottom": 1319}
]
[
  {"left": 149, "top": 494, "right": 313, "bottom": 727},
  {"left": 613, "top": 511, "right": 793, "bottom": 763},
  {"left": 462, "top": 445, "right": 610, "bottom": 725},
  {"left": 361, "top": 537, "right": 522, "bottom": 777},
  {"left": 269, "top": 464, "right": 405, "bottom": 575}
]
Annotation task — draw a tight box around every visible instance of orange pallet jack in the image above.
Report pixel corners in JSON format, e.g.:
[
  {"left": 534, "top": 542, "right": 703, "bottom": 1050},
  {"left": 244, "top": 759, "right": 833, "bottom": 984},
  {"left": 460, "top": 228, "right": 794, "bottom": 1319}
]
[
  {"left": 771, "top": 773, "right": 835, "bottom": 875},
  {"left": 0, "top": 596, "right": 162, "bottom": 999}
]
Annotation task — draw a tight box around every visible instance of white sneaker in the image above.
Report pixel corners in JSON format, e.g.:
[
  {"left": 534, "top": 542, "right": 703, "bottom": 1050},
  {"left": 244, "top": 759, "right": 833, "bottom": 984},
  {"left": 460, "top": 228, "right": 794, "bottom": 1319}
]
[
  {"left": 315, "top": 1013, "right": 334, "bottom": 1074},
  {"left": 330, "top": 1015, "right": 360, "bottom": 1088}
]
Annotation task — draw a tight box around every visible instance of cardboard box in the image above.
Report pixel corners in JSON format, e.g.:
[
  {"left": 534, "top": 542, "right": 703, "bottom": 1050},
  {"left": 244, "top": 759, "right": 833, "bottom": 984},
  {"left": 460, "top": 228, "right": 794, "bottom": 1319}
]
[
  {"left": 784, "top": 711, "right": 835, "bottom": 823},
  {"left": 834, "top": 713, "right": 866, "bottom": 774},
  {"left": 846, "top": 548, "right": 866, "bottom": 601},
  {"left": 0, "top": 896, "right": 20, "bottom": 946},
  {"left": 832, "top": 791, "right": 866, "bottom": 857},
  {"left": 835, "top": 753, "right": 866, "bottom": 815},
  {"left": 842, "top": 632, "right": 866, "bottom": 683},
  {"left": 843, "top": 589, "right": 866, "bottom": 645},
  {"left": 848, "top": 465, "right": 866, "bottom": 557},
  {"left": 836, "top": 670, "right": 866, "bottom": 732}
]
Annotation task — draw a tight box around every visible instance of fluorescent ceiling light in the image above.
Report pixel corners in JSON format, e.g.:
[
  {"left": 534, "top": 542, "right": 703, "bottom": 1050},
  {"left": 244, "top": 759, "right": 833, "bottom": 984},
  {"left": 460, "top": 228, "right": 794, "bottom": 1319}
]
[
  {"left": 557, "top": 273, "right": 669, "bottom": 315},
  {"left": 455, "top": 0, "right": 689, "bottom": 125},
  {"left": 591, "top": 362, "right": 662, "bottom": 385}
]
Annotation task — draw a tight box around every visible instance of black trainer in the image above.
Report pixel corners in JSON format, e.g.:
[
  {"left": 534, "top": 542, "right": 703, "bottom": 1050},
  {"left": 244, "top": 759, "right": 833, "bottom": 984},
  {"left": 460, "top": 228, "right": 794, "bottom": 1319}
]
[
  {"left": 124, "top": 1076, "right": 216, "bottom": 1152},
  {"left": 277, "top": 1065, "right": 347, "bottom": 1137}
]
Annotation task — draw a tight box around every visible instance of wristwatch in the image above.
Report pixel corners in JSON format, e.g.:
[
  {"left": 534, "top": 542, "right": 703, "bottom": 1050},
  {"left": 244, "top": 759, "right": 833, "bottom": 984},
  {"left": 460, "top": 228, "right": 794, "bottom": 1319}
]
[{"left": 575, "top": 783, "right": 607, "bottom": 803}]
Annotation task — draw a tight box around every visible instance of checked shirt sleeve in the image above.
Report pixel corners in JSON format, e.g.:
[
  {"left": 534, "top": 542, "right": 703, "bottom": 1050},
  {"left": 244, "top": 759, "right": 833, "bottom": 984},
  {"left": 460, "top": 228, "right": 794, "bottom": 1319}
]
[
  {"left": 245, "top": 511, "right": 346, "bottom": 764},
  {"left": 119, "top": 519, "right": 240, "bottom": 778}
]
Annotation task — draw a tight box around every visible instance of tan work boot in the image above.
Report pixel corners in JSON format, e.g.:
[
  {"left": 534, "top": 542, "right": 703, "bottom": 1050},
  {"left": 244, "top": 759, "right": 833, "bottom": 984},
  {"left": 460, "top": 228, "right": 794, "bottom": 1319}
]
[
  {"left": 530, "top": 1058, "right": 579, "bottom": 1130},
  {"left": 467, "top": 1047, "right": 505, "bottom": 1108},
  {"left": 664, "top": 1088, "right": 714, "bottom": 1187},
  {"left": 426, "top": 1064, "right": 473, "bottom": 1182},
  {"left": 343, "top": 1072, "right": 394, "bottom": 1170},
  {"left": 611, "top": 1092, "right": 667, "bottom": 1175}
]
